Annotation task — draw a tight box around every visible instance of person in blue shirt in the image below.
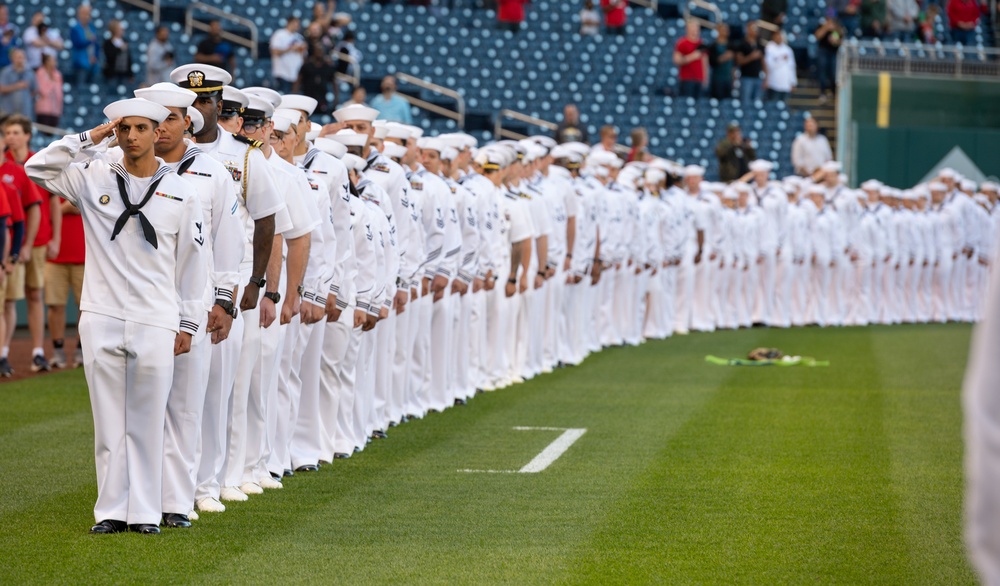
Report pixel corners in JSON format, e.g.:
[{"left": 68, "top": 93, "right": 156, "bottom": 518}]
[
  {"left": 70, "top": 5, "right": 101, "bottom": 86},
  {"left": 369, "top": 75, "right": 413, "bottom": 124}
]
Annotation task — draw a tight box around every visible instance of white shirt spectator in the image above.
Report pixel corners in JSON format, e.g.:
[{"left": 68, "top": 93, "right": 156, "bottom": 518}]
[
  {"left": 764, "top": 40, "right": 797, "bottom": 93},
  {"left": 23, "top": 25, "right": 64, "bottom": 70},
  {"left": 580, "top": 8, "right": 601, "bottom": 35},
  {"left": 270, "top": 27, "right": 305, "bottom": 83},
  {"left": 145, "top": 37, "right": 174, "bottom": 84},
  {"left": 791, "top": 132, "right": 833, "bottom": 176}
]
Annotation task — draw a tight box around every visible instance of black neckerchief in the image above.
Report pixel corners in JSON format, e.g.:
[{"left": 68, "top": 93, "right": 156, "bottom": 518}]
[
  {"left": 175, "top": 146, "right": 202, "bottom": 176},
  {"left": 303, "top": 147, "right": 321, "bottom": 170},
  {"left": 110, "top": 162, "right": 171, "bottom": 249}
]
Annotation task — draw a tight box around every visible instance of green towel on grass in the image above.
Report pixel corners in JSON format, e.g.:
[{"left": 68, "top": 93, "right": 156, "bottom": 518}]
[{"left": 705, "top": 355, "right": 830, "bottom": 367}]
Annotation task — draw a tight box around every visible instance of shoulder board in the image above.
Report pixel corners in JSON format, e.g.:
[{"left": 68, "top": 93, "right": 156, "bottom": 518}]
[{"left": 233, "top": 134, "right": 263, "bottom": 149}]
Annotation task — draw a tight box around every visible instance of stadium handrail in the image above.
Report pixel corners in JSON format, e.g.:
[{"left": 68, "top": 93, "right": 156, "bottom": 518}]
[
  {"left": 395, "top": 72, "right": 466, "bottom": 129},
  {"left": 185, "top": 2, "right": 260, "bottom": 60},
  {"left": 681, "top": 0, "right": 723, "bottom": 30},
  {"left": 118, "top": 0, "right": 161, "bottom": 25},
  {"left": 494, "top": 109, "right": 558, "bottom": 141},
  {"left": 335, "top": 52, "right": 361, "bottom": 88},
  {"left": 627, "top": 0, "right": 659, "bottom": 10},
  {"left": 838, "top": 39, "right": 1000, "bottom": 81}
]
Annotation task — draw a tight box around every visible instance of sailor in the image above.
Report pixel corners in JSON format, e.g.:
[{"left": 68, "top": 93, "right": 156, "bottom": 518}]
[
  {"left": 132, "top": 83, "right": 245, "bottom": 529},
  {"left": 26, "top": 98, "right": 208, "bottom": 534}
]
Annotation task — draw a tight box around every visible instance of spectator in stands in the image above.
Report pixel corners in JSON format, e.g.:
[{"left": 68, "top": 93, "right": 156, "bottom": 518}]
[
  {"left": 0, "top": 4, "right": 15, "bottom": 38},
  {"left": 555, "top": 103, "right": 589, "bottom": 144},
  {"left": 300, "top": 37, "right": 335, "bottom": 114},
  {"left": 627, "top": 127, "right": 649, "bottom": 162},
  {"left": 371, "top": 76, "right": 413, "bottom": 123},
  {"left": 580, "top": 1, "right": 601, "bottom": 36},
  {"left": 832, "top": 0, "right": 862, "bottom": 38},
  {"left": 70, "top": 5, "right": 100, "bottom": 86},
  {"left": 815, "top": 17, "right": 843, "bottom": 101},
  {"left": 861, "top": 0, "right": 887, "bottom": 39},
  {"left": 145, "top": 26, "right": 174, "bottom": 85},
  {"left": 34, "top": 54, "right": 63, "bottom": 132},
  {"left": 333, "top": 30, "right": 362, "bottom": 107},
  {"left": 592, "top": 125, "right": 618, "bottom": 153},
  {"left": 764, "top": 29, "right": 796, "bottom": 102},
  {"left": 0, "top": 49, "right": 36, "bottom": 119},
  {"left": 674, "top": 20, "right": 707, "bottom": 99},
  {"left": 888, "top": 0, "right": 919, "bottom": 41},
  {"left": 195, "top": 20, "right": 237, "bottom": 75},
  {"left": 23, "top": 13, "right": 64, "bottom": 71},
  {"left": 918, "top": 4, "right": 941, "bottom": 44},
  {"left": 735, "top": 22, "right": 766, "bottom": 104},
  {"left": 341, "top": 85, "right": 367, "bottom": 108},
  {"left": 0, "top": 6, "right": 21, "bottom": 71},
  {"left": 947, "top": 0, "right": 985, "bottom": 46},
  {"left": 497, "top": 0, "right": 527, "bottom": 32},
  {"left": 708, "top": 24, "right": 735, "bottom": 101},
  {"left": 601, "top": 0, "right": 627, "bottom": 35},
  {"left": 271, "top": 16, "right": 307, "bottom": 93},
  {"left": 716, "top": 121, "right": 756, "bottom": 182},
  {"left": 791, "top": 116, "right": 832, "bottom": 177},
  {"left": 101, "top": 20, "right": 133, "bottom": 85}
]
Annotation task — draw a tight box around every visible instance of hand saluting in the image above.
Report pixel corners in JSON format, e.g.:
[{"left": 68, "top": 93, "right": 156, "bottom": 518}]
[{"left": 90, "top": 118, "right": 122, "bottom": 144}]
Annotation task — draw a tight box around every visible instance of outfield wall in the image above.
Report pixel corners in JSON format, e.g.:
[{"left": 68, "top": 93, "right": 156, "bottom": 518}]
[{"left": 840, "top": 73, "right": 1000, "bottom": 187}]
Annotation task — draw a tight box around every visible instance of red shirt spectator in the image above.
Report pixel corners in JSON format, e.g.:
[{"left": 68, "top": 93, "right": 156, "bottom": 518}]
[
  {"left": 498, "top": 0, "right": 527, "bottom": 25},
  {"left": 947, "top": 0, "right": 984, "bottom": 28},
  {"left": 6, "top": 151, "right": 50, "bottom": 247},
  {"left": 51, "top": 197, "right": 85, "bottom": 265},
  {"left": 675, "top": 37, "right": 706, "bottom": 83},
  {"left": 601, "top": 0, "right": 627, "bottom": 30},
  {"left": 0, "top": 154, "right": 43, "bottom": 243},
  {"left": 3, "top": 181, "right": 22, "bottom": 227}
]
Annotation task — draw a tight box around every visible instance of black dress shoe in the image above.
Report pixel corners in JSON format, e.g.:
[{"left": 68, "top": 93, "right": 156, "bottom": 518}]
[
  {"left": 318, "top": 459, "right": 331, "bottom": 466},
  {"left": 89, "top": 519, "right": 127, "bottom": 534},
  {"left": 295, "top": 464, "right": 319, "bottom": 472},
  {"left": 161, "top": 513, "right": 192, "bottom": 528},
  {"left": 454, "top": 398, "right": 467, "bottom": 406},
  {"left": 128, "top": 524, "right": 161, "bottom": 535},
  {"left": 283, "top": 468, "right": 295, "bottom": 477},
  {"left": 333, "top": 452, "right": 350, "bottom": 459},
  {"left": 371, "top": 430, "right": 387, "bottom": 440}
]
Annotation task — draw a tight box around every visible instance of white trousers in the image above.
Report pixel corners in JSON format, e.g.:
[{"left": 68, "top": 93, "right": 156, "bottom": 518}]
[
  {"left": 675, "top": 261, "right": 694, "bottom": 334},
  {"left": 290, "top": 315, "right": 327, "bottom": 469},
  {"left": 195, "top": 314, "right": 244, "bottom": 502},
  {"left": 80, "top": 313, "right": 175, "bottom": 525},
  {"left": 373, "top": 311, "right": 396, "bottom": 430},
  {"left": 318, "top": 308, "right": 353, "bottom": 461},
  {"left": 163, "top": 325, "right": 210, "bottom": 515},
  {"left": 430, "top": 292, "right": 455, "bottom": 411},
  {"left": 333, "top": 314, "right": 362, "bottom": 455},
  {"left": 692, "top": 260, "right": 715, "bottom": 332}
]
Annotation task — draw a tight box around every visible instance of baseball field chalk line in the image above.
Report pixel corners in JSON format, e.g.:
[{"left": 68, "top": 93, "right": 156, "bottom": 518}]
[{"left": 459, "top": 427, "right": 587, "bottom": 474}]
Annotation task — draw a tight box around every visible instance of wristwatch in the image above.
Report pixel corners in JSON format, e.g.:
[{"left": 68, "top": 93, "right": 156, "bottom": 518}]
[
  {"left": 507, "top": 277, "right": 517, "bottom": 284},
  {"left": 214, "top": 298, "right": 237, "bottom": 318},
  {"left": 248, "top": 275, "right": 266, "bottom": 289},
  {"left": 264, "top": 291, "right": 281, "bottom": 304},
  {"left": 297, "top": 284, "right": 305, "bottom": 296}
]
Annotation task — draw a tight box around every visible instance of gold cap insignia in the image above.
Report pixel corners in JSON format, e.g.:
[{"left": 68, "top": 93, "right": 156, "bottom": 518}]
[{"left": 187, "top": 71, "right": 205, "bottom": 88}]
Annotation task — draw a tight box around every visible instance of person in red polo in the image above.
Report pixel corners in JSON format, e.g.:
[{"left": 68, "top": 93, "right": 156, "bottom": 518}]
[
  {"left": 0, "top": 114, "right": 52, "bottom": 372},
  {"left": 497, "top": 0, "right": 527, "bottom": 32},
  {"left": 673, "top": 20, "right": 707, "bottom": 98},
  {"left": 601, "top": 0, "right": 627, "bottom": 35},
  {"left": 1, "top": 115, "right": 43, "bottom": 376}
]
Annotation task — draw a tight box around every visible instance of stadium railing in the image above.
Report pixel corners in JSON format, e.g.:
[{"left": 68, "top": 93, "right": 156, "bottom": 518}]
[
  {"left": 395, "top": 72, "right": 466, "bottom": 129},
  {"left": 184, "top": 2, "right": 260, "bottom": 59}
]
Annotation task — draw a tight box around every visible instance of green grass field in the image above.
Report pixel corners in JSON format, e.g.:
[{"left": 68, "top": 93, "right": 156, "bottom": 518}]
[{"left": 0, "top": 324, "right": 977, "bottom": 584}]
